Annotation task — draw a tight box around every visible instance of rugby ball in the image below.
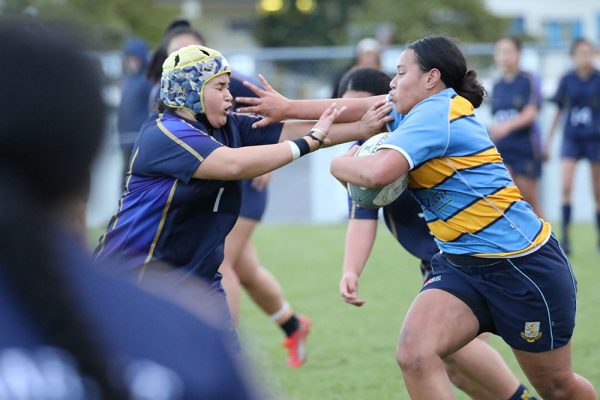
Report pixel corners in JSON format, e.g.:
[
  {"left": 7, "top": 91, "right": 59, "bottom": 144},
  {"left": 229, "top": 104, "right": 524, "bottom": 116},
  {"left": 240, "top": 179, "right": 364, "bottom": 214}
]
[{"left": 347, "top": 133, "right": 408, "bottom": 209}]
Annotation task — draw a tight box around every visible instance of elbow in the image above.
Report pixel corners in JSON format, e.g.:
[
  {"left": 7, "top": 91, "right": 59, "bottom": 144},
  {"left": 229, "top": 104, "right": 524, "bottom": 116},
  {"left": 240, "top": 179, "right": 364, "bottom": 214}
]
[{"left": 223, "top": 160, "right": 244, "bottom": 180}]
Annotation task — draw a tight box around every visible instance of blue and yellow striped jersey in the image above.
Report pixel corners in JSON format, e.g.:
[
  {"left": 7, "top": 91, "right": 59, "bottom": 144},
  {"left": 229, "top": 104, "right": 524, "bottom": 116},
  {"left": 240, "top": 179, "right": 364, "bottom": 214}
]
[{"left": 380, "top": 88, "right": 550, "bottom": 257}]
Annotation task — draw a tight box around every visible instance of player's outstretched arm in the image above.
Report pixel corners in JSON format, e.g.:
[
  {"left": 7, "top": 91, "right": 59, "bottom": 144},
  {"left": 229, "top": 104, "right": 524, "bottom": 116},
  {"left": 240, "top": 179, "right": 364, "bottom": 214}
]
[
  {"left": 340, "top": 218, "right": 378, "bottom": 307},
  {"left": 236, "top": 74, "right": 387, "bottom": 128},
  {"left": 194, "top": 104, "right": 342, "bottom": 180},
  {"left": 279, "top": 99, "right": 393, "bottom": 147}
]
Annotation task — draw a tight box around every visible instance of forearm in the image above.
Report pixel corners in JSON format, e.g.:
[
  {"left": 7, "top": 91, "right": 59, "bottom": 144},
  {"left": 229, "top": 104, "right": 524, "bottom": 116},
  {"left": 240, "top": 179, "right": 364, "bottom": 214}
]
[
  {"left": 342, "top": 219, "right": 378, "bottom": 277},
  {"left": 194, "top": 142, "right": 303, "bottom": 180},
  {"left": 506, "top": 105, "right": 538, "bottom": 132},
  {"left": 281, "top": 120, "right": 369, "bottom": 146},
  {"left": 284, "top": 96, "right": 385, "bottom": 123}
]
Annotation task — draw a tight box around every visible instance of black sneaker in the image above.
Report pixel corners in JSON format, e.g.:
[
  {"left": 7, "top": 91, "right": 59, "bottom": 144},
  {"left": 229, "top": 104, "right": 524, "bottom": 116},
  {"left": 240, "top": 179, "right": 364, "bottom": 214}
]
[{"left": 561, "top": 237, "right": 571, "bottom": 256}]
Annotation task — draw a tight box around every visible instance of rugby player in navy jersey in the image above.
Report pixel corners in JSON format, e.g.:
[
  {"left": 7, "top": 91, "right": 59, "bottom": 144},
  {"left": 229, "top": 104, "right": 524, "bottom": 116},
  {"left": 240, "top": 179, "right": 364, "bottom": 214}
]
[
  {"left": 238, "top": 35, "right": 595, "bottom": 399},
  {"left": 94, "top": 44, "right": 392, "bottom": 348},
  {"left": 489, "top": 37, "right": 543, "bottom": 217},
  {"left": 338, "top": 67, "right": 536, "bottom": 400},
  {"left": 145, "top": 22, "right": 312, "bottom": 367},
  {"left": 546, "top": 38, "right": 600, "bottom": 254}
]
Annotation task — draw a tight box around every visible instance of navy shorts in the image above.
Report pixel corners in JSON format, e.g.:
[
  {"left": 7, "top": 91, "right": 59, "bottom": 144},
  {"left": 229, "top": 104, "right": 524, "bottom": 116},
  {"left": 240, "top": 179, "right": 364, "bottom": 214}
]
[
  {"left": 496, "top": 137, "right": 542, "bottom": 179},
  {"left": 422, "top": 235, "right": 577, "bottom": 352},
  {"left": 239, "top": 179, "right": 268, "bottom": 221},
  {"left": 561, "top": 136, "right": 600, "bottom": 162}
]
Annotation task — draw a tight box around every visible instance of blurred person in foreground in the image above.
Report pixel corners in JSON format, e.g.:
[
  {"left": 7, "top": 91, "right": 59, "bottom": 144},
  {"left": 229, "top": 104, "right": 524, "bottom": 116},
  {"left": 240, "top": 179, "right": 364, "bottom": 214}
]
[
  {"left": 0, "top": 18, "right": 258, "bottom": 400},
  {"left": 546, "top": 38, "right": 600, "bottom": 255}
]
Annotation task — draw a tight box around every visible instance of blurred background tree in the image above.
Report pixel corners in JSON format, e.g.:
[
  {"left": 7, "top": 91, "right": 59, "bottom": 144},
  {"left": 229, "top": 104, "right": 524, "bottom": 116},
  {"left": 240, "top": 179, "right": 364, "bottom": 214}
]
[
  {"left": 253, "top": 0, "right": 509, "bottom": 46},
  {"left": 254, "top": 0, "right": 365, "bottom": 46},
  {"left": 0, "top": 0, "right": 179, "bottom": 48}
]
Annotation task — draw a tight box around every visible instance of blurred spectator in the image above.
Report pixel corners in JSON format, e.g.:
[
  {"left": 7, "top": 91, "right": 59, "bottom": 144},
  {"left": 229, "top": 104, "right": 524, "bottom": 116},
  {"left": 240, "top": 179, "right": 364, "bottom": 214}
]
[
  {"left": 0, "top": 19, "right": 257, "bottom": 400},
  {"left": 331, "top": 37, "right": 383, "bottom": 98},
  {"left": 546, "top": 38, "right": 600, "bottom": 254},
  {"left": 117, "top": 38, "right": 154, "bottom": 169},
  {"left": 489, "top": 36, "right": 543, "bottom": 217}
]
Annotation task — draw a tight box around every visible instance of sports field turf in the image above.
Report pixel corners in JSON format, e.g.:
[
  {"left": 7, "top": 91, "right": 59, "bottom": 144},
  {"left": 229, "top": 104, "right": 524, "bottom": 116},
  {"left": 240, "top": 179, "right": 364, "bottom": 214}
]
[{"left": 238, "top": 223, "right": 600, "bottom": 399}]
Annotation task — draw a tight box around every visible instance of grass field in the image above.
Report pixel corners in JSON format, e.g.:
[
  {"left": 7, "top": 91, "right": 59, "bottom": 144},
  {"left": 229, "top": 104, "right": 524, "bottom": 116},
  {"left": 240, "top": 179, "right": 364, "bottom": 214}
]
[{"left": 235, "top": 223, "right": 600, "bottom": 399}]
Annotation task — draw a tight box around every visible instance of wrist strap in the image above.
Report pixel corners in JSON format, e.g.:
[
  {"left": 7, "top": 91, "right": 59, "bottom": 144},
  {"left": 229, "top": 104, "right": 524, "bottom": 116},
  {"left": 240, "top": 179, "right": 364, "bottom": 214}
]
[
  {"left": 287, "top": 141, "right": 301, "bottom": 160},
  {"left": 289, "top": 138, "right": 311, "bottom": 158}
]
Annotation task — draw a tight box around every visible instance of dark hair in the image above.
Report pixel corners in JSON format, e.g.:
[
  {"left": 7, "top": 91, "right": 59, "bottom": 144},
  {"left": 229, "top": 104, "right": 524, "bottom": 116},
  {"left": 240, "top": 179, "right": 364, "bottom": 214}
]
[
  {"left": 497, "top": 36, "right": 522, "bottom": 52},
  {"left": 146, "top": 22, "right": 206, "bottom": 83},
  {"left": 338, "top": 67, "right": 391, "bottom": 97},
  {"left": 570, "top": 37, "right": 593, "bottom": 55},
  {"left": 0, "top": 19, "right": 126, "bottom": 398},
  {"left": 407, "top": 35, "right": 486, "bottom": 108}
]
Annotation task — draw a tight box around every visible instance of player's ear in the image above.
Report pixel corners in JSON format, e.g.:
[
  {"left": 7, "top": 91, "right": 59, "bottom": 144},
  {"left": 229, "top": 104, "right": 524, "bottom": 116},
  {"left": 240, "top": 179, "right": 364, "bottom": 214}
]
[{"left": 425, "top": 68, "right": 441, "bottom": 89}]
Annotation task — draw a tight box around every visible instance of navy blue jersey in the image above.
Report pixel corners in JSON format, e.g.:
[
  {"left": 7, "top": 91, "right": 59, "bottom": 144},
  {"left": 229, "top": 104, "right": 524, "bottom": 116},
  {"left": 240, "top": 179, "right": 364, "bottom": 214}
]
[
  {"left": 0, "top": 233, "right": 256, "bottom": 399},
  {"left": 491, "top": 71, "right": 541, "bottom": 155},
  {"left": 552, "top": 69, "right": 600, "bottom": 138},
  {"left": 348, "top": 142, "right": 439, "bottom": 262},
  {"left": 95, "top": 110, "right": 282, "bottom": 282}
]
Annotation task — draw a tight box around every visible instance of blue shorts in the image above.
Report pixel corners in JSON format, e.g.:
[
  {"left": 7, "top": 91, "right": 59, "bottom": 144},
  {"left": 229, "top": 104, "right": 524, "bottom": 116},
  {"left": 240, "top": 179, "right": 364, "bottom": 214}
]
[
  {"left": 561, "top": 135, "right": 600, "bottom": 162},
  {"left": 239, "top": 179, "right": 268, "bottom": 221},
  {"left": 422, "top": 235, "right": 577, "bottom": 352},
  {"left": 210, "top": 273, "right": 240, "bottom": 352}
]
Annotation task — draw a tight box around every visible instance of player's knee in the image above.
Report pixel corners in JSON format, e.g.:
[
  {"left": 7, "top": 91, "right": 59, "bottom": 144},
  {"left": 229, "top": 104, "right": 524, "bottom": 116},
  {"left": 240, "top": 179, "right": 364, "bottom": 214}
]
[
  {"left": 395, "top": 343, "right": 437, "bottom": 375},
  {"left": 529, "top": 373, "right": 576, "bottom": 400}
]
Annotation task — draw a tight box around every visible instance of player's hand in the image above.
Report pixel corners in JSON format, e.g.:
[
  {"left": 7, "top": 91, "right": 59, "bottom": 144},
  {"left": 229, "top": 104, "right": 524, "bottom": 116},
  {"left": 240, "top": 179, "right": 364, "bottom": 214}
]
[
  {"left": 339, "top": 271, "right": 365, "bottom": 307},
  {"left": 358, "top": 99, "right": 394, "bottom": 139},
  {"left": 307, "top": 103, "right": 347, "bottom": 149},
  {"left": 236, "top": 74, "right": 290, "bottom": 128},
  {"left": 251, "top": 172, "right": 272, "bottom": 190}
]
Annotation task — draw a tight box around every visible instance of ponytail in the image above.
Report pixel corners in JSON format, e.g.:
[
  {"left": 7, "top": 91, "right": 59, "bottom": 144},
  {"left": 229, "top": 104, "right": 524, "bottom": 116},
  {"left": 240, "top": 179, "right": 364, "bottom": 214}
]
[{"left": 458, "top": 69, "right": 486, "bottom": 108}]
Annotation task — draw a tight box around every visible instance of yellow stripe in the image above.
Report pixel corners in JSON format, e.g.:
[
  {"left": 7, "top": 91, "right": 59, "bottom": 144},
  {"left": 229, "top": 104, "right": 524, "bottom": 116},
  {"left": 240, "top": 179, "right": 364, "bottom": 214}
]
[
  {"left": 449, "top": 95, "right": 474, "bottom": 121},
  {"left": 474, "top": 221, "right": 551, "bottom": 257},
  {"left": 350, "top": 201, "right": 356, "bottom": 219},
  {"left": 96, "top": 148, "right": 140, "bottom": 257},
  {"left": 156, "top": 116, "right": 204, "bottom": 162},
  {"left": 428, "top": 186, "right": 523, "bottom": 242},
  {"left": 138, "top": 180, "right": 179, "bottom": 281},
  {"left": 408, "top": 148, "right": 503, "bottom": 189}
]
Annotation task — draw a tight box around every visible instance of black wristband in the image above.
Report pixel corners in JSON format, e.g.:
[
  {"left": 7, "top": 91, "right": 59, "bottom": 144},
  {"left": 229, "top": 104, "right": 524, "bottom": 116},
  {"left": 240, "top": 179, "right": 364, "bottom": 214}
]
[{"left": 292, "top": 137, "right": 311, "bottom": 157}]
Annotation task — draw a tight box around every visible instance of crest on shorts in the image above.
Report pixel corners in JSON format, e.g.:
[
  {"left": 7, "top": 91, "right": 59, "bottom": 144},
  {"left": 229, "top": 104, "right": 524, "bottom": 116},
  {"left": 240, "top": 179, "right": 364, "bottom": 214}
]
[{"left": 520, "top": 321, "right": 542, "bottom": 343}]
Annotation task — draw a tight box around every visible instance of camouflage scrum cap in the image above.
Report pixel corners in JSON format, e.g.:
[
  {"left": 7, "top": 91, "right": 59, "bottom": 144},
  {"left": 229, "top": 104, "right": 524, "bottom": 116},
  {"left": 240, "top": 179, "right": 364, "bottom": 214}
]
[{"left": 160, "top": 45, "right": 231, "bottom": 115}]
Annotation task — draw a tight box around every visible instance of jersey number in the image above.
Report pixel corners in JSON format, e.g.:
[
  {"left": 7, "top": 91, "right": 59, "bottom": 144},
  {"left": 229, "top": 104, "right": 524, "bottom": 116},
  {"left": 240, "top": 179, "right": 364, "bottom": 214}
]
[
  {"left": 213, "top": 187, "right": 224, "bottom": 212},
  {"left": 570, "top": 106, "right": 592, "bottom": 127}
]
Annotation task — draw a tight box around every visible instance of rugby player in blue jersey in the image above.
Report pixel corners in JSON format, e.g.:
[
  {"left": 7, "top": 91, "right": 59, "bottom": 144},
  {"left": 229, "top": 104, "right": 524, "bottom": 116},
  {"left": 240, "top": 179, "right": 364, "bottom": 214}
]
[
  {"left": 489, "top": 37, "right": 543, "bottom": 217},
  {"left": 238, "top": 35, "right": 596, "bottom": 400},
  {"left": 546, "top": 38, "right": 600, "bottom": 254},
  {"left": 339, "top": 67, "right": 536, "bottom": 400},
  {"left": 95, "top": 44, "right": 392, "bottom": 347}
]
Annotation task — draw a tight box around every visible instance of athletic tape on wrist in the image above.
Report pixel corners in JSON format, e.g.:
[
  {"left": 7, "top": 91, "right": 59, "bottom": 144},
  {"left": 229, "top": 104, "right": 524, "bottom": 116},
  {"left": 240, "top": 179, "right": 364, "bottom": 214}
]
[
  {"left": 291, "top": 137, "right": 311, "bottom": 156},
  {"left": 287, "top": 140, "right": 301, "bottom": 160}
]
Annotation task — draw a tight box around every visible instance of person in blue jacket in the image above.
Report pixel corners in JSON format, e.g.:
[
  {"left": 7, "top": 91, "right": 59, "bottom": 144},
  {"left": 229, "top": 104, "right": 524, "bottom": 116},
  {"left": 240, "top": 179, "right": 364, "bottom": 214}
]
[
  {"left": 0, "top": 19, "right": 260, "bottom": 400},
  {"left": 546, "top": 38, "right": 600, "bottom": 254}
]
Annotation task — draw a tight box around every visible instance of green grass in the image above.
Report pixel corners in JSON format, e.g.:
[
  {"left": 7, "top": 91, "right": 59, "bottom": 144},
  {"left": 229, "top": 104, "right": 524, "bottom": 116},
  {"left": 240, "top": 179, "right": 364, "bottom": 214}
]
[{"left": 236, "top": 224, "right": 600, "bottom": 399}]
